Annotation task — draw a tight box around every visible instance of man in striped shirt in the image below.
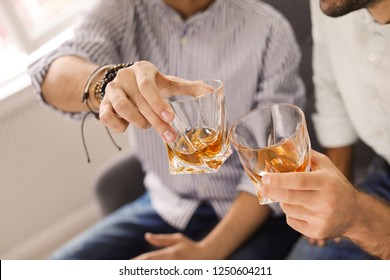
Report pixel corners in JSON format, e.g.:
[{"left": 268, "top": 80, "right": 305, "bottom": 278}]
[{"left": 29, "top": 0, "right": 305, "bottom": 259}]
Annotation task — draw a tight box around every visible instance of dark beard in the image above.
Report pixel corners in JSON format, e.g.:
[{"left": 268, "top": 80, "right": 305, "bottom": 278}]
[{"left": 320, "top": 0, "right": 382, "bottom": 17}]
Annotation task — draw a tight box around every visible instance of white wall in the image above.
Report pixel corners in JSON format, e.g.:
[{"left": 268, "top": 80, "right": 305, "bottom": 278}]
[{"left": 0, "top": 83, "right": 130, "bottom": 259}]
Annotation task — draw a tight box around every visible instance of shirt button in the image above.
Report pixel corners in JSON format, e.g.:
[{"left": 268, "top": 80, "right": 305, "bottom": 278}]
[{"left": 368, "top": 53, "right": 377, "bottom": 62}]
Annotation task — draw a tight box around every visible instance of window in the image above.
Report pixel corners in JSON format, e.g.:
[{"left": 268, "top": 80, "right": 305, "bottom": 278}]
[{"left": 0, "top": 0, "right": 95, "bottom": 85}]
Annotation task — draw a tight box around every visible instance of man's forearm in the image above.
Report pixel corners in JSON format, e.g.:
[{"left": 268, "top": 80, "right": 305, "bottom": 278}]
[
  {"left": 199, "top": 192, "right": 271, "bottom": 259},
  {"left": 42, "top": 56, "right": 100, "bottom": 112},
  {"left": 345, "top": 192, "right": 390, "bottom": 259}
]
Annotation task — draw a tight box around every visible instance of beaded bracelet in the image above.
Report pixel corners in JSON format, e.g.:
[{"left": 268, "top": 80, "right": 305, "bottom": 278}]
[
  {"left": 93, "top": 62, "right": 133, "bottom": 103},
  {"left": 82, "top": 64, "right": 112, "bottom": 118},
  {"left": 80, "top": 64, "right": 130, "bottom": 163}
]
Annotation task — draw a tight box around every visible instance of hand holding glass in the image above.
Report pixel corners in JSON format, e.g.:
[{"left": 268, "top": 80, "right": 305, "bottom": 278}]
[
  {"left": 230, "top": 103, "right": 311, "bottom": 204},
  {"left": 166, "top": 80, "right": 232, "bottom": 174}
]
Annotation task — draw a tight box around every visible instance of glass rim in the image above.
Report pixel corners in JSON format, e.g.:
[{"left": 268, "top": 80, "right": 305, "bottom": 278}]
[
  {"left": 229, "top": 103, "right": 306, "bottom": 151},
  {"left": 169, "top": 79, "right": 224, "bottom": 105}
]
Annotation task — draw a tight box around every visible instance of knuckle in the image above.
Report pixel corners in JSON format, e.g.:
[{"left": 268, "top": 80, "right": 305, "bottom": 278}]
[
  {"left": 133, "top": 60, "right": 150, "bottom": 69},
  {"left": 103, "top": 83, "right": 114, "bottom": 96},
  {"left": 279, "top": 202, "right": 290, "bottom": 214},
  {"left": 99, "top": 114, "right": 127, "bottom": 133},
  {"left": 99, "top": 111, "right": 110, "bottom": 125},
  {"left": 105, "top": 80, "right": 119, "bottom": 92},
  {"left": 112, "top": 122, "right": 127, "bottom": 133},
  {"left": 312, "top": 220, "right": 329, "bottom": 239},
  {"left": 132, "top": 117, "right": 150, "bottom": 129},
  {"left": 286, "top": 216, "right": 298, "bottom": 230},
  {"left": 138, "top": 78, "right": 153, "bottom": 92},
  {"left": 115, "top": 68, "right": 130, "bottom": 81},
  {"left": 112, "top": 100, "right": 127, "bottom": 113}
]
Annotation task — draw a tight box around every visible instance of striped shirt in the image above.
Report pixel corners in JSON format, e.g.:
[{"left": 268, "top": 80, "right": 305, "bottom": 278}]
[{"left": 28, "top": 0, "right": 305, "bottom": 230}]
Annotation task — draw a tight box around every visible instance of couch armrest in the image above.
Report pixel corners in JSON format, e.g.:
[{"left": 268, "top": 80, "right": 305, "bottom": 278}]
[{"left": 94, "top": 151, "right": 145, "bottom": 216}]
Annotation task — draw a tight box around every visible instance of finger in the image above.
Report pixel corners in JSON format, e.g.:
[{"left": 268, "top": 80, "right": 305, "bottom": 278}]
[
  {"left": 310, "top": 150, "right": 334, "bottom": 171},
  {"left": 130, "top": 63, "right": 175, "bottom": 123},
  {"left": 261, "top": 184, "right": 319, "bottom": 205},
  {"left": 261, "top": 150, "right": 333, "bottom": 188},
  {"left": 285, "top": 215, "right": 311, "bottom": 237},
  {"left": 306, "top": 238, "right": 323, "bottom": 247},
  {"left": 279, "top": 202, "right": 315, "bottom": 222},
  {"left": 99, "top": 98, "right": 129, "bottom": 132},
  {"left": 262, "top": 171, "right": 323, "bottom": 192},
  {"left": 145, "top": 232, "right": 183, "bottom": 248},
  {"left": 118, "top": 67, "right": 177, "bottom": 142},
  {"left": 316, "top": 239, "right": 326, "bottom": 247},
  {"left": 106, "top": 82, "right": 151, "bottom": 129},
  {"left": 333, "top": 237, "right": 342, "bottom": 243},
  {"left": 158, "top": 75, "right": 214, "bottom": 98},
  {"left": 126, "top": 87, "right": 177, "bottom": 142},
  {"left": 306, "top": 237, "right": 316, "bottom": 246},
  {"left": 132, "top": 250, "right": 172, "bottom": 260}
]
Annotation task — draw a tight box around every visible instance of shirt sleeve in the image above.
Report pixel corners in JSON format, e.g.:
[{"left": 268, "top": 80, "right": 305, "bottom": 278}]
[
  {"left": 27, "top": 0, "right": 135, "bottom": 116},
  {"left": 253, "top": 12, "right": 306, "bottom": 110},
  {"left": 310, "top": 0, "right": 358, "bottom": 147}
]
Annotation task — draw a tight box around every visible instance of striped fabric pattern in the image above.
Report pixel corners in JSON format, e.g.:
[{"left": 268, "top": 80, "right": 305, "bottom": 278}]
[{"left": 28, "top": 0, "right": 305, "bottom": 230}]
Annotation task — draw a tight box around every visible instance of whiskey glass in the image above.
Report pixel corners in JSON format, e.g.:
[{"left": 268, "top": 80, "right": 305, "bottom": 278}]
[
  {"left": 229, "top": 103, "right": 311, "bottom": 204},
  {"left": 166, "top": 79, "right": 232, "bottom": 174}
]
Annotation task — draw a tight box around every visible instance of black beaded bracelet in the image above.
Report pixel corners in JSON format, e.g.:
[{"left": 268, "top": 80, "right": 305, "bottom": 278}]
[
  {"left": 93, "top": 62, "right": 133, "bottom": 102},
  {"left": 80, "top": 63, "right": 131, "bottom": 163},
  {"left": 82, "top": 64, "right": 112, "bottom": 118}
]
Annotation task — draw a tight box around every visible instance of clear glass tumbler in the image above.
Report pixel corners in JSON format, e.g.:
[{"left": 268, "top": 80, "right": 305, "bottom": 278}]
[
  {"left": 166, "top": 79, "right": 232, "bottom": 174},
  {"left": 230, "top": 103, "right": 311, "bottom": 204}
]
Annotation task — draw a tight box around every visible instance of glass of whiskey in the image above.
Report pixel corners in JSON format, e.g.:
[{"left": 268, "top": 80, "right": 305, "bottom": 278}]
[
  {"left": 229, "top": 103, "right": 311, "bottom": 204},
  {"left": 166, "top": 79, "right": 232, "bottom": 174}
]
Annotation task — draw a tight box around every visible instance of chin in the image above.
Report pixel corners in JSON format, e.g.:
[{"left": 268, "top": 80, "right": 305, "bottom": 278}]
[{"left": 319, "top": 0, "right": 375, "bottom": 17}]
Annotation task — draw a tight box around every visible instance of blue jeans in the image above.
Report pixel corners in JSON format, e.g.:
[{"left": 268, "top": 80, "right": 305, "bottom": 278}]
[
  {"left": 288, "top": 156, "right": 390, "bottom": 260},
  {"left": 51, "top": 193, "right": 300, "bottom": 260}
]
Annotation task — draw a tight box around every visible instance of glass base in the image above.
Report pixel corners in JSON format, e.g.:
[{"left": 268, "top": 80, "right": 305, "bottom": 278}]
[
  {"left": 258, "top": 197, "right": 276, "bottom": 205},
  {"left": 256, "top": 183, "right": 277, "bottom": 205},
  {"left": 168, "top": 145, "right": 232, "bottom": 175}
]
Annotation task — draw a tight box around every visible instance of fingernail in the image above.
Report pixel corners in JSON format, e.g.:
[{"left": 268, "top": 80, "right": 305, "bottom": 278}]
[
  {"left": 163, "top": 130, "right": 176, "bottom": 142},
  {"left": 161, "top": 110, "right": 173, "bottom": 122},
  {"left": 262, "top": 175, "right": 271, "bottom": 185}
]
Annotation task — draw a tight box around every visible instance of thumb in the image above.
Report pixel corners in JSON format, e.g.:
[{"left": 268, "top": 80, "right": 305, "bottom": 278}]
[
  {"left": 145, "top": 232, "right": 183, "bottom": 248},
  {"left": 310, "top": 150, "right": 334, "bottom": 171}
]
